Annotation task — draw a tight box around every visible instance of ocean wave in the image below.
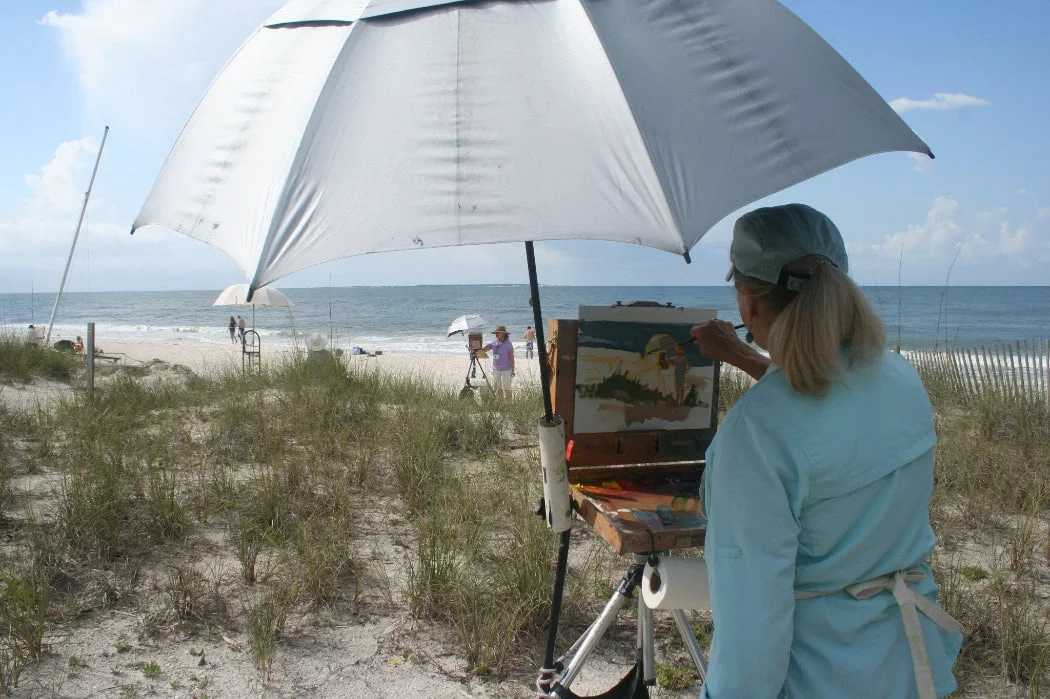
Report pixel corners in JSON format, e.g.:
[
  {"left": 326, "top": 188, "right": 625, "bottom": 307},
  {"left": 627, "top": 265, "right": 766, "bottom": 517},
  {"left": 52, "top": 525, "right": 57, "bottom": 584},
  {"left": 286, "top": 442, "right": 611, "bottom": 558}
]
[{"left": 31, "top": 321, "right": 504, "bottom": 355}]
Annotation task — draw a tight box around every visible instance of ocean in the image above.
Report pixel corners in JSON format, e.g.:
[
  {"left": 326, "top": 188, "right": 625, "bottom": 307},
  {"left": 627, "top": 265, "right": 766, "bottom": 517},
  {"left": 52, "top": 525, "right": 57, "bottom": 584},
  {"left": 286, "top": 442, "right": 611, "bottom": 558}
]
[{"left": 0, "top": 286, "right": 1046, "bottom": 354}]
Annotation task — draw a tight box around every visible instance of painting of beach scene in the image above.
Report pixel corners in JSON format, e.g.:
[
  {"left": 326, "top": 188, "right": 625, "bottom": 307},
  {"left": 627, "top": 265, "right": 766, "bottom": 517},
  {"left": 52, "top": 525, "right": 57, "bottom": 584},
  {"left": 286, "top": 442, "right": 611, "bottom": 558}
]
[{"left": 573, "top": 306, "right": 717, "bottom": 434}]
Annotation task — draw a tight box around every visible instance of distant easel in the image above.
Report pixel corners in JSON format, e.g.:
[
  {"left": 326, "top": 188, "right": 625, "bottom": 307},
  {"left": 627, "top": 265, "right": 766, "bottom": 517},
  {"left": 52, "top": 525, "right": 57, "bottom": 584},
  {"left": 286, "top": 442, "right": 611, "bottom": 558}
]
[{"left": 459, "top": 331, "right": 490, "bottom": 399}]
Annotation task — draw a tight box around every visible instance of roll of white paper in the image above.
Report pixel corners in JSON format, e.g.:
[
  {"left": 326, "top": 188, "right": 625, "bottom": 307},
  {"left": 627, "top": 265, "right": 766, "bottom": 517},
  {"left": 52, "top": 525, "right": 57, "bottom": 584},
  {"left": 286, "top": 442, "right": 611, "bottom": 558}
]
[
  {"left": 642, "top": 557, "right": 710, "bottom": 610},
  {"left": 537, "top": 415, "right": 572, "bottom": 533}
]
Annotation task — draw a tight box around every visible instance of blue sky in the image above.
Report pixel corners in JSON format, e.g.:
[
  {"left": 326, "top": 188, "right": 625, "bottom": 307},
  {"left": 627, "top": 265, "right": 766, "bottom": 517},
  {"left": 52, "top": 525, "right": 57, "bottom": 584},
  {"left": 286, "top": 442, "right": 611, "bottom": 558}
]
[{"left": 1, "top": 0, "right": 1047, "bottom": 292}]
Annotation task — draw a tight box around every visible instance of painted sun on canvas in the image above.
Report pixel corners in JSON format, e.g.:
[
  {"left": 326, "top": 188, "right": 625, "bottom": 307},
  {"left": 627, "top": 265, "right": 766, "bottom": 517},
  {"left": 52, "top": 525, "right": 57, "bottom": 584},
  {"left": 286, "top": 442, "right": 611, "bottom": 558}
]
[{"left": 573, "top": 306, "right": 717, "bottom": 434}]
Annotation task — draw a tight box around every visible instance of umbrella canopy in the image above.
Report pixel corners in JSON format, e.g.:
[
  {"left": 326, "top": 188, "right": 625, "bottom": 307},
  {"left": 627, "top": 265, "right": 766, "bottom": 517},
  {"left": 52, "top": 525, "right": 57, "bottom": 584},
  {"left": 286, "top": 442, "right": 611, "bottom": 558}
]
[
  {"left": 131, "top": 0, "right": 930, "bottom": 291},
  {"left": 447, "top": 314, "right": 485, "bottom": 338},
  {"left": 213, "top": 283, "right": 294, "bottom": 308}
]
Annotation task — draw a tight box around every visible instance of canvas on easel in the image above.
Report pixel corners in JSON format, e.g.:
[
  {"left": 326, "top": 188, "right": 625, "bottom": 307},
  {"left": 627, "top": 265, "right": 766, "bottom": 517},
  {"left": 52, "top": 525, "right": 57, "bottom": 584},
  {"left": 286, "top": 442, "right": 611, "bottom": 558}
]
[{"left": 574, "top": 306, "right": 717, "bottom": 434}]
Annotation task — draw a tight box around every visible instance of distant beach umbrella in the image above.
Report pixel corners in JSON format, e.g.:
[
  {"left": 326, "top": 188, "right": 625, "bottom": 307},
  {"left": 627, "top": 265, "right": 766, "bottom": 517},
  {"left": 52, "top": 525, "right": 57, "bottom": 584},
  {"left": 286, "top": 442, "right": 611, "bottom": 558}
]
[
  {"left": 446, "top": 314, "right": 485, "bottom": 338},
  {"left": 213, "top": 283, "right": 293, "bottom": 328},
  {"left": 213, "top": 283, "right": 293, "bottom": 309}
]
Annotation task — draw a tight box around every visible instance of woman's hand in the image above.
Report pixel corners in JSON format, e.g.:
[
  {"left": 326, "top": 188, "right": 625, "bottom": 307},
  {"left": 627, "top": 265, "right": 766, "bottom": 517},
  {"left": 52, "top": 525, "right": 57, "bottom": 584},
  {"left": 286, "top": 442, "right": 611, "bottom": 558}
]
[
  {"left": 691, "top": 320, "right": 771, "bottom": 381},
  {"left": 690, "top": 320, "right": 746, "bottom": 363}
]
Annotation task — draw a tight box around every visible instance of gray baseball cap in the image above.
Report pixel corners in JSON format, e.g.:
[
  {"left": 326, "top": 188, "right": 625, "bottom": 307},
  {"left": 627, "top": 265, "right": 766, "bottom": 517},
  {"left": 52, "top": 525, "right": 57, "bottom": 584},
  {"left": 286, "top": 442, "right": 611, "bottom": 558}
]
[{"left": 726, "top": 204, "right": 848, "bottom": 287}]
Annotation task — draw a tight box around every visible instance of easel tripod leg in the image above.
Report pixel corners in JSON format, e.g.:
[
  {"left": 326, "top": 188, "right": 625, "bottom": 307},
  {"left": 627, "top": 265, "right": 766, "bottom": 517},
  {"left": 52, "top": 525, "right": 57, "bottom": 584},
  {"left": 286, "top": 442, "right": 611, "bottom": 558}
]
[
  {"left": 553, "top": 586, "right": 632, "bottom": 691},
  {"left": 671, "top": 609, "right": 708, "bottom": 681},
  {"left": 552, "top": 558, "right": 646, "bottom": 693},
  {"left": 639, "top": 592, "right": 656, "bottom": 685}
]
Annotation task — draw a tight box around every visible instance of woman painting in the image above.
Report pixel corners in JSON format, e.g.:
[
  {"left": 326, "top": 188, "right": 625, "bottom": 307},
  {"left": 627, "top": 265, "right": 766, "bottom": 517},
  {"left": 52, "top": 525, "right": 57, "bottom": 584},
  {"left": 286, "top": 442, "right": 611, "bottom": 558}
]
[
  {"left": 483, "top": 325, "right": 515, "bottom": 398},
  {"left": 691, "top": 204, "right": 961, "bottom": 699}
]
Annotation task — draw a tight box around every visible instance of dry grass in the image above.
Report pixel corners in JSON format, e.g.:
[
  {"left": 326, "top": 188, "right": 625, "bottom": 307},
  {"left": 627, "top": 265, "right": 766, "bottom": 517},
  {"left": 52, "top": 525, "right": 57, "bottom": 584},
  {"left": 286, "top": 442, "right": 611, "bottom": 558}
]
[
  {"left": 0, "top": 340, "right": 1045, "bottom": 696},
  {"left": 0, "top": 351, "right": 609, "bottom": 692},
  {"left": 0, "top": 334, "right": 78, "bottom": 383}
]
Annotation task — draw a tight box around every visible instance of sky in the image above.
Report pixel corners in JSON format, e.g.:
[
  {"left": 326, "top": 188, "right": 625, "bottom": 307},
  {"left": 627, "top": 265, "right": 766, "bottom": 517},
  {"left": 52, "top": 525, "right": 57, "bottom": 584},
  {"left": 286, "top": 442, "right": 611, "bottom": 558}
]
[{"left": 1, "top": 0, "right": 1048, "bottom": 293}]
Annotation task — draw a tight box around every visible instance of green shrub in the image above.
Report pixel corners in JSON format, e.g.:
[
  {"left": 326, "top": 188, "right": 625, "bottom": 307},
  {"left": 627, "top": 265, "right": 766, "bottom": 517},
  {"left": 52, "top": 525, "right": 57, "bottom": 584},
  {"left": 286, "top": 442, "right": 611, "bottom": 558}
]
[{"left": 0, "top": 335, "right": 78, "bottom": 383}]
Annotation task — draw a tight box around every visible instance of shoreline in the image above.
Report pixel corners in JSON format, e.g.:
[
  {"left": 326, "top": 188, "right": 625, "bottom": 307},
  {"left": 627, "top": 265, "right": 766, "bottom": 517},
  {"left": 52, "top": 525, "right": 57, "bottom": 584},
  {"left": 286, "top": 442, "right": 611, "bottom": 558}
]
[{"left": 94, "top": 337, "right": 544, "bottom": 393}]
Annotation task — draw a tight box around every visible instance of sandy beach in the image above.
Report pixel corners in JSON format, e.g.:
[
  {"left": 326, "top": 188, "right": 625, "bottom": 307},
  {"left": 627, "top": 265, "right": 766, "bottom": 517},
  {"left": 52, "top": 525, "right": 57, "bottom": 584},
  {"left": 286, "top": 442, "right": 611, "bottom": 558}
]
[{"left": 95, "top": 337, "right": 545, "bottom": 394}]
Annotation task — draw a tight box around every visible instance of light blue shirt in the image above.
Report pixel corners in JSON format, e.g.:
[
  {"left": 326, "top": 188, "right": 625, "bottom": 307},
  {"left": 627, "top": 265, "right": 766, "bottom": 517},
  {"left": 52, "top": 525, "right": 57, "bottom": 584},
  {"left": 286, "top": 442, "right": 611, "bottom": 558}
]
[{"left": 700, "top": 351, "right": 961, "bottom": 699}]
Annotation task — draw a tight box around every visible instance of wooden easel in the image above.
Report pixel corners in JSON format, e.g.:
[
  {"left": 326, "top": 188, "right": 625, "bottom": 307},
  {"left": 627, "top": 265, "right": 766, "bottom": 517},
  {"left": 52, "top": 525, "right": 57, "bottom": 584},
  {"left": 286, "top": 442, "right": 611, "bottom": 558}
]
[
  {"left": 547, "top": 316, "right": 719, "bottom": 554},
  {"left": 541, "top": 311, "right": 718, "bottom": 696}
]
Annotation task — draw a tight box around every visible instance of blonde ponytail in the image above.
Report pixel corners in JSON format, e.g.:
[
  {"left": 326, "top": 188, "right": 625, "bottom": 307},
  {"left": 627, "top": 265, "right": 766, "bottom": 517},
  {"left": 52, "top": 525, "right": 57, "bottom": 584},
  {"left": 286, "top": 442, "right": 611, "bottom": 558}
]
[{"left": 737, "top": 262, "right": 885, "bottom": 397}]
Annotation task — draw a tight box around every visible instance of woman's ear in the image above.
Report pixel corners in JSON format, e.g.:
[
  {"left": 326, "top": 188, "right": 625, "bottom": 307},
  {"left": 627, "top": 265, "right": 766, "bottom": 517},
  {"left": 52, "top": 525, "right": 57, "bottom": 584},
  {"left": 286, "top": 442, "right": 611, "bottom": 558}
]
[{"left": 737, "top": 288, "right": 757, "bottom": 328}]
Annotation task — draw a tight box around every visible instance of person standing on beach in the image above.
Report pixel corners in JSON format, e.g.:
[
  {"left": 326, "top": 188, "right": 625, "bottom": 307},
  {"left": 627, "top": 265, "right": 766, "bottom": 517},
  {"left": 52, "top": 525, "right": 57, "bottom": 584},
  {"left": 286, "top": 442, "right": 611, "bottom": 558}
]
[
  {"left": 483, "top": 325, "right": 515, "bottom": 398},
  {"left": 228, "top": 316, "right": 237, "bottom": 343},
  {"left": 237, "top": 315, "right": 246, "bottom": 342},
  {"left": 523, "top": 326, "right": 536, "bottom": 359},
  {"left": 689, "top": 204, "right": 960, "bottom": 699}
]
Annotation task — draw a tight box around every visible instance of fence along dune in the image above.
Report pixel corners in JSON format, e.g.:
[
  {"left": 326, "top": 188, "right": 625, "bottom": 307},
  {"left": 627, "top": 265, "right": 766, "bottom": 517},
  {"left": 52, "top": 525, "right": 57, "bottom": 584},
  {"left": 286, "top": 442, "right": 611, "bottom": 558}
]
[{"left": 910, "top": 338, "right": 1050, "bottom": 403}]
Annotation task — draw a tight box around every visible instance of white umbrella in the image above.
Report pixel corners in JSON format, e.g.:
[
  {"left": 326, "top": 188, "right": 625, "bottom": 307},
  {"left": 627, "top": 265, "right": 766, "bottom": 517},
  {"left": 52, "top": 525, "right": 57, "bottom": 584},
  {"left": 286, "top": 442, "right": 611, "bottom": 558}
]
[
  {"left": 213, "top": 283, "right": 294, "bottom": 308},
  {"left": 446, "top": 314, "right": 485, "bottom": 338},
  {"left": 131, "top": 0, "right": 930, "bottom": 293},
  {"left": 213, "top": 283, "right": 294, "bottom": 329}
]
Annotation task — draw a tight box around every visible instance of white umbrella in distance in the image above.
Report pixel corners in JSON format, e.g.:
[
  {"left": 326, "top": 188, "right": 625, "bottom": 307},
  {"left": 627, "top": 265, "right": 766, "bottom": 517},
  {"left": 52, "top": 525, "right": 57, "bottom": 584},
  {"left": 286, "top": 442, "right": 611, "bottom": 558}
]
[
  {"left": 447, "top": 314, "right": 485, "bottom": 338},
  {"left": 213, "top": 283, "right": 294, "bottom": 328}
]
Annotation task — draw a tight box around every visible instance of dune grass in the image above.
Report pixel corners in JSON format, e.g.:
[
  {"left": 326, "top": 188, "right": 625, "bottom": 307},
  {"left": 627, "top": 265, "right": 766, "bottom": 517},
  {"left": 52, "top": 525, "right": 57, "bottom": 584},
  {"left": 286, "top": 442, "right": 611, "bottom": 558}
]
[
  {"left": 0, "top": 353, "right": 613, "bottom": 692},
  {"left": 0, "top": 334, "right": 79, "bottom": 384},
  {"left": 0, "top": 345, "right": 1046, "bottom": 695}
]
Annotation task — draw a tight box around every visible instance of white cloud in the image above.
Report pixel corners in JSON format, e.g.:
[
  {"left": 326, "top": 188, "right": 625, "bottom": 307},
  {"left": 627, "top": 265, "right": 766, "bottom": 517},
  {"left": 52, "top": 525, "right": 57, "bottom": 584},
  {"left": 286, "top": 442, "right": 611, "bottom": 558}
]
[
  {"left": 0, "top": 137, "right": 122, "bottom": 251},
  {"left": 908, "top": 152, "right": 933, "bottom": 174},
  {"left": 41, "top": 0, "right": 284, "bottom": 139},
  {"left": 0, "top": 139, "right": 238, "bottom": 292},
  {"left": 1017, "top": 188, "right": 1028, "bottom": 195},
  {"left": 1038, "top": 207, "right": 1050, "bottom": 220},
  {"left": 890, "top": 92, "right": 990, "bottom": 113},
  {"left": 861, "top": 197, "right": 1049, "bottom": 276}
]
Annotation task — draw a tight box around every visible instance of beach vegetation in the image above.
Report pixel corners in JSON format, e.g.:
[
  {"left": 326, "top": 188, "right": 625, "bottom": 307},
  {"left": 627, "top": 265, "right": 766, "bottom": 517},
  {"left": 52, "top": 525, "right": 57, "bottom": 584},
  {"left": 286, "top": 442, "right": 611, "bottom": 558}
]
[
  {"left": 0, "top": 344, "right": 1045, "bottom": 696},
  {"left": 0, "top": 334, "right": 78, "bottom": 383}
]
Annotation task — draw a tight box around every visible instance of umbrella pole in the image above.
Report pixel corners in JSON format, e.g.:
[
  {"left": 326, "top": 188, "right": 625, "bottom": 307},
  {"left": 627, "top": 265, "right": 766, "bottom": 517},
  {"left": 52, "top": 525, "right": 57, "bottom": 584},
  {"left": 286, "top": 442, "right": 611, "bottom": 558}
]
[
  {"left": 526, "top": 241, "right": 554, "bottom": 421},
  {"left": 525, "top": 242, "right": 571, "bottom": 694}
]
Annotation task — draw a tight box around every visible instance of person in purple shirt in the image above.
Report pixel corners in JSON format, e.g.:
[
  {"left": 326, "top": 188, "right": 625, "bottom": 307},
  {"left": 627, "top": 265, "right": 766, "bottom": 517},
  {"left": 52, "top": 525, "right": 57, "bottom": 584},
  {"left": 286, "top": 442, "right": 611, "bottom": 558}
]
[{"left": 483, "top": 325, "right": 515, "bottom": 398}]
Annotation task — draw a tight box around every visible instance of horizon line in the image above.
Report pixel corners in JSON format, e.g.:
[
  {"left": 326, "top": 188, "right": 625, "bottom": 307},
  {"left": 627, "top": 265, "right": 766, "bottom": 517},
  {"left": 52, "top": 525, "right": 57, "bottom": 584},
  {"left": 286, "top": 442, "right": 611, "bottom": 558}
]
[{"left": 2, "top": 282, "right": 1048, "bottom": 295}]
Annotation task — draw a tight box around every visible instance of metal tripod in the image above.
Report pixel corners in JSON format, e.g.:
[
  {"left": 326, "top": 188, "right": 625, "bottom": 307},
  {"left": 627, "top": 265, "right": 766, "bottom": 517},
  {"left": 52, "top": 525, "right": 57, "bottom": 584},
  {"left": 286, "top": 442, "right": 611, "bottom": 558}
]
[
  {"left": 548, "top": 554, "right": 708, "bottom": 698},
  {"left": 460, "top": 348, "right": 490, "bottom": 397}
]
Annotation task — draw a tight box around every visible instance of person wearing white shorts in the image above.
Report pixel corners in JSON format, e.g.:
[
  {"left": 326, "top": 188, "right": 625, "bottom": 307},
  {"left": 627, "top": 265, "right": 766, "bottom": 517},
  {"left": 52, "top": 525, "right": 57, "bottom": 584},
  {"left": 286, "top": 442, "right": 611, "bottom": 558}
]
[{"left": 483, "top": 325, "right": 515, "bottom": 398}]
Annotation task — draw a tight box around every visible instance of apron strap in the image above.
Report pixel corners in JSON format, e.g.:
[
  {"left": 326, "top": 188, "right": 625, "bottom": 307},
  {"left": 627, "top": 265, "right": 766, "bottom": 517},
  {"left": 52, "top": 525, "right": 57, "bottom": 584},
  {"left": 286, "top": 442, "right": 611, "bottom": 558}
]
[{"left": 794, "top": 569, "right": 962, "bottom": 699}]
